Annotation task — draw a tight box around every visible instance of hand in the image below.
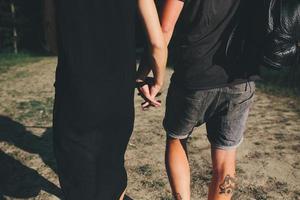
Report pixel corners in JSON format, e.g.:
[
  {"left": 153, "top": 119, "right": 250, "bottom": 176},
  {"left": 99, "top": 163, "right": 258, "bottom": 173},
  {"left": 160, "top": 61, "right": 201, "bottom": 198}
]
[{"left": 136, "top": 78, "right": 162, "bottom": 110}]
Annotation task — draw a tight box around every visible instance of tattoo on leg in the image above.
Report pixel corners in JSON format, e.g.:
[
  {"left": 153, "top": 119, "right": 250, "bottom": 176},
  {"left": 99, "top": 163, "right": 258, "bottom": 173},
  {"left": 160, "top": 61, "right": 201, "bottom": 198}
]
[
  {"left": 173, "top": 193, "right": 183, "bottom": 200},
  {"left": 219, "top": 175, "right": 237, "bottom": 195}
]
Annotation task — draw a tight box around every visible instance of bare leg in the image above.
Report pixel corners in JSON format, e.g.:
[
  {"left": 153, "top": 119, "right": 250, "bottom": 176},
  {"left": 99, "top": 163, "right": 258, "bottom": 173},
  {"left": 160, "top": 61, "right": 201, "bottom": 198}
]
[
  {"left": 165, "top": 138, "right": 190, "bottom": 200},
  {"left": 208, "top": 148, "right": 237, "bottom": 200}
]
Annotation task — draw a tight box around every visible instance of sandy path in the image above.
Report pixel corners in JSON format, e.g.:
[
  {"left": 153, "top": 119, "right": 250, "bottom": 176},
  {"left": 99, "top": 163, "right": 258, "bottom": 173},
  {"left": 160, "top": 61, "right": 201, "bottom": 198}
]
[{"left": 0, "top": 58, "right": 299, "bottom": 200}]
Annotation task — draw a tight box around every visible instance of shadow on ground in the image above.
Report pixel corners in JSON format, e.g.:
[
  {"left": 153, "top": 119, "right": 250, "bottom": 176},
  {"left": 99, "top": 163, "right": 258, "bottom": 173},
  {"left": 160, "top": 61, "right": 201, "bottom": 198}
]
[{"left": 0, "top": 115, "right": 62, "bottom": 199}]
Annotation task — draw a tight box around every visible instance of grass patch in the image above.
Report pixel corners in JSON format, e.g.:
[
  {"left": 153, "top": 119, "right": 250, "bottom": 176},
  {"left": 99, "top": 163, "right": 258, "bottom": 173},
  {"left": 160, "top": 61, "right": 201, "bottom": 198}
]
[
  {"left": 257, "top": 82, "right": 300, "bottom": 97},
  {"left": 136, "top": 164, "right": 153, "bottom": 177},
  {"left": 258, "top": 66, "right": 300, "bottom": 98},
  {"left": 141, "top": 179, "right": 166, "bottom": 189},
  {"left": 160, "top": 195, "right": 173, "bottom": 200},
  {"left": 16, "top": 97, "right": 54, "bottom": 125},
  {"left": 0, "top": 52, "right": 44, "bottom": 74}
]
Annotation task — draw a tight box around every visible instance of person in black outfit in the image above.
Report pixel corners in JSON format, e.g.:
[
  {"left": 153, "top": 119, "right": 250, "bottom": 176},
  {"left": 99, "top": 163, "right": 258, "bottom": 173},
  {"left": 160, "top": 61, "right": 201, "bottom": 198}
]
[
  {"left": 156, "top": 0, "right": 260, "bottom": 199},
  {"left": 53, "top": 0, "right": 167, "bottom": 199}
]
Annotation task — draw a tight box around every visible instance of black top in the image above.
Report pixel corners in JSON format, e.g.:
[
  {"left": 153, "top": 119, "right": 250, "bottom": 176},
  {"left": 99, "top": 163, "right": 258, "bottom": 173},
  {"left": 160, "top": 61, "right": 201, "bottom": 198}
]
[
  {"left": 172, "top": 0, "right": 260, "bottom": 90},
  {"left": 55, "top": 0, "right": 136, "bottom": 117},
  {"left": 53, "top": 1, "right": 136, "bottom": 198}
]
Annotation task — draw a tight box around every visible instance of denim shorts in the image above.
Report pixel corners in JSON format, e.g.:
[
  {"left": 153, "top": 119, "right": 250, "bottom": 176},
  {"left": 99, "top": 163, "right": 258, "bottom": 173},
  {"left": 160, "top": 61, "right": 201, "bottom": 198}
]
[{"left": 163, "top": 81, "right": 255, "bottom": 150}]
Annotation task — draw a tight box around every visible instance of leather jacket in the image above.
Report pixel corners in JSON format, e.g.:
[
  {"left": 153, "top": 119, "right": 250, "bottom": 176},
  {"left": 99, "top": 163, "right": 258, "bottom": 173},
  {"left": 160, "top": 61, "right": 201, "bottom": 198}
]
[
  {"left": 262, "top": 0, "right": 300, "bottom": 69},
  {"left": 224, "top": 0, "right": 300, "bottom": 71}
]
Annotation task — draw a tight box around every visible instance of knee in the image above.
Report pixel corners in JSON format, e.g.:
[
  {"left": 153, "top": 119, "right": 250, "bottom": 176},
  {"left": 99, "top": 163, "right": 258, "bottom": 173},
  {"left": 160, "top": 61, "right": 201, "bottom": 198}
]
[{"left": 166, "top": 137, "right": 188, "bottom": 148}]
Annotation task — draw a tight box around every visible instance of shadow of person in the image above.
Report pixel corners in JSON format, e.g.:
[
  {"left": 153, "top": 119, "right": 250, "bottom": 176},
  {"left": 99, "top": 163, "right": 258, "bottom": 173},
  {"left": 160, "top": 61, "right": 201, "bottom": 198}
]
[
  {"left": 0, "top": 151, "right": 62, "bottom": 199},
  {"left": 0, "top": 115, "right": 62, "bottom": 198},
  {"left": 0, "top": 116, "right": 57, "bottom": 173}
]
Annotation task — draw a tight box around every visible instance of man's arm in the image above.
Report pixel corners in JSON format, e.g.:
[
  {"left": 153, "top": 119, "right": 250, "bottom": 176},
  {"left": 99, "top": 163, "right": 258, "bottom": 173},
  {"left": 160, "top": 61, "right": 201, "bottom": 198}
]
[{"left": 160, "top": 0, "right": 184, "bottom": 45}]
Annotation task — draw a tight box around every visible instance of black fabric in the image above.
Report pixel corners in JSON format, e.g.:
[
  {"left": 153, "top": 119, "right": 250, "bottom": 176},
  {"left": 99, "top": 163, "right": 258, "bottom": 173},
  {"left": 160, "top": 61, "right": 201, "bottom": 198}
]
[
  {"left": 53, "top": 0, "right": 136, "bottom": 199},
  {"left": 262, "top": 0, "right": 300, "bottom": 69},
  {"left": 233, "top": 0, "right": 300, "bottom": 72},
  {"left": 171, "top": 0, "right": 260, "bottom": 90}
]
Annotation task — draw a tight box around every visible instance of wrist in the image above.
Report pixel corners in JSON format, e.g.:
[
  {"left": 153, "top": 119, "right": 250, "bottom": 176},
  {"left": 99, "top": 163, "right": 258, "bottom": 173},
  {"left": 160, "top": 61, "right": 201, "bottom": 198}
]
[{"left": 154, "top": 79, "right": 164, "bottom": 88}]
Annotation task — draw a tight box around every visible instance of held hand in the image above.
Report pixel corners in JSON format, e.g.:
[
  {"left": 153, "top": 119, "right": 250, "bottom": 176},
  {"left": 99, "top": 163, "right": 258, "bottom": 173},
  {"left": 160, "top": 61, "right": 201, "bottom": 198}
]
[{"left": 136, "top": 78, "right": 162, "bottom": 110}]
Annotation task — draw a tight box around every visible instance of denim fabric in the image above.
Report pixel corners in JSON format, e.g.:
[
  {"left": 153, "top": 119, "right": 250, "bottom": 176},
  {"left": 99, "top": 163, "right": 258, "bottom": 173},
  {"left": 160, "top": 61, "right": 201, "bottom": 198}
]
[{"left": 163, "top": 81, "right": 255, "bottom": 149}]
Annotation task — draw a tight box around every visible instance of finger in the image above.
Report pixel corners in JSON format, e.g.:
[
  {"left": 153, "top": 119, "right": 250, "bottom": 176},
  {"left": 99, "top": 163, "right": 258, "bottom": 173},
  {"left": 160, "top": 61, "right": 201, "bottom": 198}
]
[
  {"left": 142, "top": 102, "right": 155, "bottom": 111},
  {"left": 141, "top": 101, "right": 156, "bottom": 109},
  {"left": 141, "top": 101, "right": 150, "bottom": 110},
  {"left": 141, "top": 91, "right": 161, "bottom": 106},
  {"left": 141, "top": 90, "right": 161, "bottom": 97},
  {"left": 149, "top": 99, "right": 161, "bottom": 107},
  {"left": 150, "top": 93, "right": 162, "bottom": 106},
  {"left": 138, "top": 85, "right": 151, "bottom": 101},
  {"left": 142, "top": 102, "right": 157, "bottom": 111},
  {"left": 141, "top": 101, "right": 149, "bottom": 107},
  {"left": 137, "top": 92, "right": 155, "bottom": 97},
  {"left": 139, "top": 85, "right": 161, "bottom": 106}
]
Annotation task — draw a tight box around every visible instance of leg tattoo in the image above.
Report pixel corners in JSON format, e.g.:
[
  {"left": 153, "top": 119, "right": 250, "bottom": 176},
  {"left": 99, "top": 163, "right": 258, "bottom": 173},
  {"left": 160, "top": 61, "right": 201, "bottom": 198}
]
[
  {"left": 219, "top": 175, "right": 236, "bottom": 195},
  {"left": 173, "top": 193, "right": 183, "bottom": 200}
]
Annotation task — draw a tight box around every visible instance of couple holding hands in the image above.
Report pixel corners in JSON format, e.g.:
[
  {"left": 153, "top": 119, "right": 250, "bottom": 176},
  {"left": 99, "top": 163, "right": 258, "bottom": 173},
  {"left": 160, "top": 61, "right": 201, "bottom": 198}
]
[{"left": 53, "top": 0, "right": 263, "bottom": 199}]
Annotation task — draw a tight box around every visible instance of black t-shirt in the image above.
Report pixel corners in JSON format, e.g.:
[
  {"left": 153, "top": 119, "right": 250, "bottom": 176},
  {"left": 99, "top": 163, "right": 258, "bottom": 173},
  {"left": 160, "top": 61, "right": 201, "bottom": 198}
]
[{"left": 172, "top": 0, "right": 260, "bottom": 89}]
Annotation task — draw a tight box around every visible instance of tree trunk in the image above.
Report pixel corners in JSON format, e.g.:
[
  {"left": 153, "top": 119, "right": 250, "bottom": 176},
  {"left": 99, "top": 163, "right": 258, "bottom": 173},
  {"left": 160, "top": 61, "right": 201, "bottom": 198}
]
[
  {"left": 10, "top": 0, "right": 18, "bottom": 54},
  {"left": 44, "top": 0, "right": 58, "bottom": 55}
]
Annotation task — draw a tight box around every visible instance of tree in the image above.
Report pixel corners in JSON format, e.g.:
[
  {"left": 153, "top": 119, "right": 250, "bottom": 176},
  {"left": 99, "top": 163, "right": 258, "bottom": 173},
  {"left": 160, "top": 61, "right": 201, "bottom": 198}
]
[
  {"left": 0, "top": 0, "right": 15, "bottom": 52},
  {"left": 43, "top": 0, "right": 57, "bottom": 54},
  {"left": 10, "top": 0, "right": 18, "bottom": 54},
  {"left": 0, "top": 0, "right": 44, "bottom": 53}
]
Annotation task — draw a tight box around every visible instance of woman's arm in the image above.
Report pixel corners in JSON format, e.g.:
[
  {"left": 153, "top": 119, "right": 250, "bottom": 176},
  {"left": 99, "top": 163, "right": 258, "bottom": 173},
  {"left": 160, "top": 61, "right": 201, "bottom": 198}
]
[
  {"left": 137, "top": 0, "right": 167, "bottom": 88},
  {"left": 136, "top": 0, "right": 168, "bottom": 108}
]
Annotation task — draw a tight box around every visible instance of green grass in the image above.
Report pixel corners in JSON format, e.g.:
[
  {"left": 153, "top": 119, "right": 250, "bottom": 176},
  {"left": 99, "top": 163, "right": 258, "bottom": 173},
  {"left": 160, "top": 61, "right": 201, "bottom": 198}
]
[
  {"left": 0, "top": 52, "right": 44, "bottom": 74},
  {"left": 257, "top": 82, "right": 300, "bottom": 98},
  {"left": 258, "top": 66, "right": 300, "bottom": 98},
  {"left": 16, "top": 97, "right": 54, "bottom": 125}
]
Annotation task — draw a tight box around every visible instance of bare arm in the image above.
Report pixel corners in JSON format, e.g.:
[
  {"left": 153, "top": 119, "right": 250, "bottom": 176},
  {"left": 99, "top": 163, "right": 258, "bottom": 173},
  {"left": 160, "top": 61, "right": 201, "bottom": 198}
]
[
  {"left": 137, "top": 0, "right": 168, "bottom": 87},
  {"left": 160, "top": 0, "right": 184, "bottom": 45},
  {"left": 137, "top": 0, "right": 184, "bottom": 82}
]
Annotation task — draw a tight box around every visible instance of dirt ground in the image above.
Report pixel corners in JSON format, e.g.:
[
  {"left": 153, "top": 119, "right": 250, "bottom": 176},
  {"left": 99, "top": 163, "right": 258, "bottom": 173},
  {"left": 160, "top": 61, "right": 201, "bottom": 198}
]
[{"left": 0, "top": 58, "right": 299, "bottom": 200}]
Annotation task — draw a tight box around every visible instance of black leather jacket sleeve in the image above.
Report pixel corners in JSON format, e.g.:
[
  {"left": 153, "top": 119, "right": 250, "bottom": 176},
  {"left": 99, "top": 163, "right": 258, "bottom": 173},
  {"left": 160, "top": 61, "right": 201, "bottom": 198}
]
[{"left": 262, "top": 0, "right": 300, "bottom": 69}]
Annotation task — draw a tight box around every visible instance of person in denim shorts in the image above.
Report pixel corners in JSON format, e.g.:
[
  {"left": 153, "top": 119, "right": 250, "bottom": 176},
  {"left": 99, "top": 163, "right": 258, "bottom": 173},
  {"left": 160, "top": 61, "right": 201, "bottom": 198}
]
[
  {"left": 158, "top": 0, "right": 260, "bottom": 199},
  {"left": 164, "top": 82, "right": 255, "bottom": 149}
]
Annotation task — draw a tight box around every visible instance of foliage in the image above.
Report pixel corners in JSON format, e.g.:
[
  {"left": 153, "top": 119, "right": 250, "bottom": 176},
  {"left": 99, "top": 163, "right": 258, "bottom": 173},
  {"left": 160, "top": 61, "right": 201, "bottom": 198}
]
[
  {"left": 0, "top": 0, "right": 44, "bottom": 53},
  {"left": 0, "top": 52, "right": 42, "bottom": 73},
  {"left": 258, "top": 64, "right": 300, "bottom": 97}
]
